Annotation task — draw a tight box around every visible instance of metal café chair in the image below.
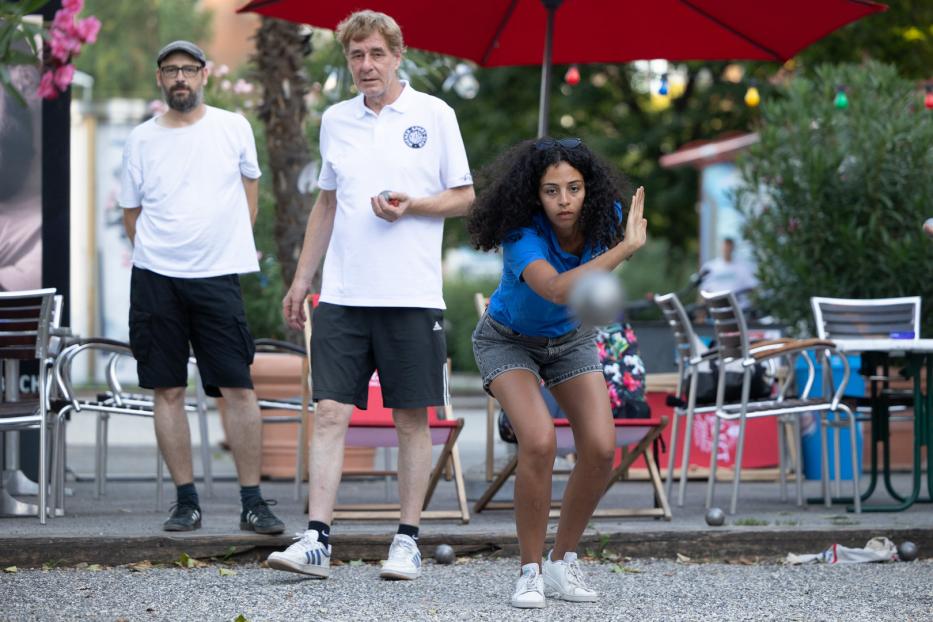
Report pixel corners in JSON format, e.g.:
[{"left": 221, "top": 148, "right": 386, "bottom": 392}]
[
  {"left": 701, "top": 289, "right": 860, "bottom": 514},
  {"left": 0, "top": 288, "right": 61, "bottom": 524},
  {"left": 53, "top": 339, "right": 212, "bottom": 512},
  {"left": 810, "top": 296, "right": 921, "bottom": 504}
]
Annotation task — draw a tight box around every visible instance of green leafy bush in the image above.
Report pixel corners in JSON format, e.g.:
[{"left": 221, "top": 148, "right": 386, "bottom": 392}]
[{"left": 738, "top": 61, "right": 933, "bottom": 335}]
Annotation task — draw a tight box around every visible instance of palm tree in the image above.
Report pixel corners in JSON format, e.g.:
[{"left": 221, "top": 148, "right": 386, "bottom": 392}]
[{"left": 252, "top": 17, "right": 314, "bottom": 288}]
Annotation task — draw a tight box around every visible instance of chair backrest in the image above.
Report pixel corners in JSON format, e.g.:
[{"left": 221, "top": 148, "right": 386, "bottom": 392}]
[
  {"left": 701, "top": 289, "right": 750, "bottom": 361},
  {"left": 654, "top": 292, "right": 699, "bottom": 365},
  {"left": 0, "top": 288, "right": 57, "bottom": 361},
  {"left": 811, "top": 296, "right": 921, "bottom": 340}
]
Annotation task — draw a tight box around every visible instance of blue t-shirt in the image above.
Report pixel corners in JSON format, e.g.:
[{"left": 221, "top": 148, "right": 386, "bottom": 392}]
[{"left": 487, "top": 204, "right": 621, "bottom": 337}]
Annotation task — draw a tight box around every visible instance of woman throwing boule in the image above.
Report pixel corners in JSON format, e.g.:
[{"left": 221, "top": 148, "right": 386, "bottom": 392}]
[{"left": 467, "top": 137, "right": 647, "bottom": 609}]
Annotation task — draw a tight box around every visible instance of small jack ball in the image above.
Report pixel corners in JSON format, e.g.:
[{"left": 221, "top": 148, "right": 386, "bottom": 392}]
[
  {"left": 434, "top": 544, "right": 456, "bottom": 564},
  {"left": 923, "top": 218, "right": 933, "bottom": 239},
  {"left": 705, "top": 507, "right": 726, "bottom": 527},
  {"left": 898, "top": 541, "right": 919, "bottom": 562}
]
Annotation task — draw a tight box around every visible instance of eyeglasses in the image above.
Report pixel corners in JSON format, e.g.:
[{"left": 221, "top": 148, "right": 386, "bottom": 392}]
[
  {"left": 535, "top": 137, "right": 583, "bottom": 151},
  {"left": 160, "top": 65, "right": 202, "bottom": 79}
]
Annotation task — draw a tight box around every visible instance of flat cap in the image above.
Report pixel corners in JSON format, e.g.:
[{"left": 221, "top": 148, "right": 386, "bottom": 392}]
[{"left": 156, "top": 40, "right": 207, "bottom": 66}]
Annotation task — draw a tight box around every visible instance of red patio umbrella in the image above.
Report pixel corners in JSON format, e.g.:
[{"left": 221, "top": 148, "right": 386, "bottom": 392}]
[{"left": 238, "top": 0, "right": 886, "bottom": 136}]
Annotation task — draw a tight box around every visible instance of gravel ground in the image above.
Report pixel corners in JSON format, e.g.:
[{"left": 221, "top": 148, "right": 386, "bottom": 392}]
[{"left": 3, "top": 557, "right": 932, "bottom": 621}]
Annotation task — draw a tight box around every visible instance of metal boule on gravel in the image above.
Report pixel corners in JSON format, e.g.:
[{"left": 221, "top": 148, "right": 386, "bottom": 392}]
[
  {"left": 897, "top": 540, "right": 919, "bottom": 562},
  {"left": 705, "top": 507, "right": 726, "bottom": 527},
  {"left": 434, "top": 544, "right": 456, "bottom": 564}
]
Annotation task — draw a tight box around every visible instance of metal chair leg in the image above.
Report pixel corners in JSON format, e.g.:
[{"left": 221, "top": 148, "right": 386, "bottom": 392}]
[
  {"left": 664, "top": 405, "right": 681, "bottom": 502},
  {"left": 794, "top": 417, "right": 804, "bottom": 506},
  {"left": 846, "top": 408, "right": 861, "bottom": 513},
  {"left": 778, "top": 417, "right": 788, "bottom": 502},
  {"left": 819, "top": 411, "right": 831, "bottom": 507},
  {"left": 705, "top": 412, "right": 721, "bottom": 509},
  {"left": 729, "top": 412, "right": 748, "bottom": 515}
]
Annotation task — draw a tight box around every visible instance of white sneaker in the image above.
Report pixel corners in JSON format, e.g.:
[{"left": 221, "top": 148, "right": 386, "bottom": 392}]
[
  {"left": 542, "top": 551, "right": 597, "bottom": 602},
  {"left": 266, "top": 529, "right": 331, "bottom": 578},
  {"left": 511, "top": 563, "right": 546, "bottom": 609},
  {"left": 379, "top": 534, "right": 422, "bottom": 580}
]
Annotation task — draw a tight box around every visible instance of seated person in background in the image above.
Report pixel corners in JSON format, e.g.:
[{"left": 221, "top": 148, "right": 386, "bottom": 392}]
[{"left": 699, "top": 237, "right": 758, "bottom": 311}]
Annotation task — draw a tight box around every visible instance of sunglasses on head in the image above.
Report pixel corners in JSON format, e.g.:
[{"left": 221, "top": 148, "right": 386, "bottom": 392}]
[{"left": 534, "top": 137, "right": 583, "bottom": 151}]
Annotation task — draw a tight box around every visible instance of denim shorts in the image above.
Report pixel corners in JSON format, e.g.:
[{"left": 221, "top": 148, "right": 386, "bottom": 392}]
[{"left": 472, "top": 312, "right": 601, "bottom": 396}]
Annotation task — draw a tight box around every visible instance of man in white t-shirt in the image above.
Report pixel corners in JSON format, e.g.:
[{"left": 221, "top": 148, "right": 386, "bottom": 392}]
[
  {"left": 700, "top": 237, "right": 758, "bottom": 310},
  {"left": 119, "top": 40, "right": 284, "bottom": 536},
  {"left": 270, "top": 10, "right": 474, "bottom": 581}
]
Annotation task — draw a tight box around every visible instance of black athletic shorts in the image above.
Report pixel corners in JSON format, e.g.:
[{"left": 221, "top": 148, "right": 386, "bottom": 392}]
[
  {"left": 128, "top": 267, "right": 255, "bottom": 398},
  {"left": 311, "top": 302, "right": 448, "bottom": 410}
]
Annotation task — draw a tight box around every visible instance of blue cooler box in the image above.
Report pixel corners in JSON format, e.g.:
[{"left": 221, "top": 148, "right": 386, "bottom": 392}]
[{"left": 796, "top": 353, "right": 864, "bottom": 480}]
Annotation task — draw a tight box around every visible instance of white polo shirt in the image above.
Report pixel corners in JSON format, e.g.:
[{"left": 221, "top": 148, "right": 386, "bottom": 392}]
[
  {"left": 317, "top": 81, "right": 472, "bottom": 309},
  {"left": 118, "top": 106, "right": 261, "bottom": 278}
]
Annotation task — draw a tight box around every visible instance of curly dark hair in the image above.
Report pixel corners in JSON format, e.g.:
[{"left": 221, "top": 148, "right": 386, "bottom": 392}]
[{"left": 467, "top": 138, "right": 631, "bottom": 251}]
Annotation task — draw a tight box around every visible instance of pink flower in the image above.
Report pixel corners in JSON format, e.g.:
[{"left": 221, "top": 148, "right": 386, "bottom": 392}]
[
  {"left": 215, "top": 64, "right": 230, "bottom": 78},
  {"left": 233, "top": 79, "right": 253, "bottom": 95},
  {"left": 220, "top": 79, "right": 232, "bottom": 92},
  {"left": 53, "top": 64, "right": 75, "bottom": 91},
  {"left": 62, "top": 0, "right": 84, "bottom": 13},
  {"left": 622, "top": 371, "right": 639, "bottom": 391},
  {"left": 74, "top": 17, "right": 100, "bottom": 44},
  {"left": 50, "top": 28, "right": 80, "bottom": 63},
  {"left": 36, "top": 70, "right": 58, "bottom": 99},
  {"left": 52, "top": 10, "right": 74, "bottom": 32}
]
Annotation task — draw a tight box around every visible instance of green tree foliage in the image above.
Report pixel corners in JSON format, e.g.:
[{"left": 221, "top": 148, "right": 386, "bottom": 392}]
[
  {"left": 737, "top": 61, "right": 933, "bottom": 335},
  {"left": 798, "top": 1, "right": 933, "bottom": 79},
  {"left": 74, "top": 0, "right": 212, "bottom": 100}
]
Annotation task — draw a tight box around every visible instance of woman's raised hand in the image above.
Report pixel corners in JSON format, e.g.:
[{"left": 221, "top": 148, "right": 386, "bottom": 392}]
[{"left": 623, "top": 186, "right": 648, "bottom": 256}]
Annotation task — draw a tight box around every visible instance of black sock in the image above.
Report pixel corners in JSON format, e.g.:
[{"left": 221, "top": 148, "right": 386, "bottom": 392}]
[
  {"left": 239, "top": 485, "right": 262, "bottom": 508},
  {"left": 176, "top": 482, "right": 199, "bottom": 507},
  {"left": 397, "top": 523, "right": 419, "bottom": 541},
  {"left": 308, "top": 520, "right": 330, "bottom": 546}
]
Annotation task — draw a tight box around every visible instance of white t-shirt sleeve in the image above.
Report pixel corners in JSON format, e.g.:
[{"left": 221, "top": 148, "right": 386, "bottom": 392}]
[
  {"left": 118, "top": 136, "right": 142, "bottom": 208},
  {"left": 237, "top": 115, "right": 261, "bottom": 179},
  {"left": 437, "top": 104, "right": 472, "bottom": 189},
  {"left": 317, "top": 113, "right": 337, "bottom": 191}
]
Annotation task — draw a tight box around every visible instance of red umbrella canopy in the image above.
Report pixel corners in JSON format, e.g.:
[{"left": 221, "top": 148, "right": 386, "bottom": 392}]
[
  {"left": 239, "top": 0, "right": 886, "bottom": 135},
  {"left": 239, "top": 0, "right": 886, "bottom": 66}
]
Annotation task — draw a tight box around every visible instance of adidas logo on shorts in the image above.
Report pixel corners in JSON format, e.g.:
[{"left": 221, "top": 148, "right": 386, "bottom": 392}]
[{"left": 433, "top": 321, "right": 443, "bottom": 331}]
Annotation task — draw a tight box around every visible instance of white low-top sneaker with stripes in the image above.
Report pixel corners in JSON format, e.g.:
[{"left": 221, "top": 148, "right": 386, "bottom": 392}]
[
  {"left": 510, "top": 563, "right": 545, "bottom": 609},
  {"left": 266, "top": 529, "right": 331, "bottom": 578},
  {"left": 542, "top": 550, "right": 597, "bottom": 602},
  {"left": 379, "top": 534, "right": 422, "bottom": 580}
]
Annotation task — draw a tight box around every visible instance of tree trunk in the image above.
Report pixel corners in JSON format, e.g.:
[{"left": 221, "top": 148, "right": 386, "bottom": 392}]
[{"left": 252, "top": 17, "right": 313, "bottom": 288}]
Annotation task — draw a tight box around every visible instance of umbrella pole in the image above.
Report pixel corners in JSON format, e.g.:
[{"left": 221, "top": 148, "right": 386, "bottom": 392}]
[{"left": 537, "top": 0, "right": 562, "bottom": 138}]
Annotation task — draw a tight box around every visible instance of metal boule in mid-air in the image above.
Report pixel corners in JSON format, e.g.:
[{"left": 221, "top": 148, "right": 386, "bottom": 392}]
[
  {"left": 705, "top": 507, "right": 726, "bottom": 527},
  {"left": 434, "top": 543, "right": 456, "bottom": 565},
  {"left": 568, "top": 271, "right": 624, "bottom": 327},
  {"left": 897, "top": 540, "right": 919, "bottom": 562}
]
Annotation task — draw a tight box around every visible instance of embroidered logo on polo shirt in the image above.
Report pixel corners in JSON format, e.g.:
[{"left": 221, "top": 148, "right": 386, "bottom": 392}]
[{"left": 403, "top": 126, "right": 427, "bottom": 149}]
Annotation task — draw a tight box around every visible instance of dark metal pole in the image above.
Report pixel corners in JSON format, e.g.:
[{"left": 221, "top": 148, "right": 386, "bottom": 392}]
[{"left": 537, "top": 0, "right": 563, "bottom": 138}]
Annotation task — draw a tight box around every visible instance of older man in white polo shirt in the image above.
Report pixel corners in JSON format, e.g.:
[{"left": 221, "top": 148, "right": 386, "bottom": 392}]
[{"left": 269, "top": 10, "right": 474, "bottom": 581}]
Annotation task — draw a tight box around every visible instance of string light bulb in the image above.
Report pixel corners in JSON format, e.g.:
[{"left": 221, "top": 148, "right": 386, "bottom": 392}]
[
  {"left": 564, "top": 65, "right": 580, "bottom": 86},
  {"left": 658, "top": 73, "right": 669, "bottom": 96},
  {"left": 744, "top": 84, "right": 760, "bottom": 107},
  {"left": 834, "top": 85, "right": 849, "bottom": 110}
]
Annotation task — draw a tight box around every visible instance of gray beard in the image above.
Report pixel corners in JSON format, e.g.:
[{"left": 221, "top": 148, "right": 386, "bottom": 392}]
[{"left": 163, "top": 85, "right": 201, "bottom": 113}]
